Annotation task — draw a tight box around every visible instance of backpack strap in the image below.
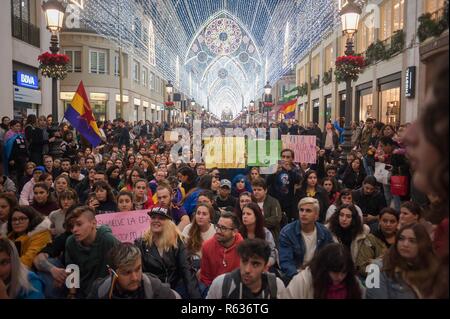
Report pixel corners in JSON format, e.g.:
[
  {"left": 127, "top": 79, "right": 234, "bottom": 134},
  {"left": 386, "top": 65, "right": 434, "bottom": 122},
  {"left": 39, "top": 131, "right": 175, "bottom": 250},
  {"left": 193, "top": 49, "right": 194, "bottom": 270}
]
[
  {"left": 221, "top": 272, "right": 233, "bottom": 299},
  {"left": 264, "top": 272, "right": 278, "bottom": 299}
]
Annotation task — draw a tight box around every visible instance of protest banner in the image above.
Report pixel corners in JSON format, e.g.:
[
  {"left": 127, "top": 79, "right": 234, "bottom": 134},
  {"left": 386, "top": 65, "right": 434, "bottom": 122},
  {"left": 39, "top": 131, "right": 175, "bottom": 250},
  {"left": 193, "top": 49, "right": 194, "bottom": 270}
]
[
  {"left": 95, "top": 210, "right": 151, "bottom": 243},
  {"left": 246, "top": 139, "right": 281, "bottom": 167},
  {"left": 281, "top": 135, "right": 317, "bottom": 164},
  {"left": 203, "top": 136, "right": 246, "bottom": 169},
  {"left": 164, "top": 131, "right": 178, "bottom": 142}
]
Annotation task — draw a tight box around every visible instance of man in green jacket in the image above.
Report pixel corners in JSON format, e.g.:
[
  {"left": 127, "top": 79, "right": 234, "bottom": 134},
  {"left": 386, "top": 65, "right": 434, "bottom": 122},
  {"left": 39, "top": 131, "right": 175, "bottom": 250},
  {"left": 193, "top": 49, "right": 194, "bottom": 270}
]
[
  {"left": 252, "top": 178, "right": 282, "bottom": 244},
  {"left": 65, "top": 206, "right": 120, "bottom": 298}
]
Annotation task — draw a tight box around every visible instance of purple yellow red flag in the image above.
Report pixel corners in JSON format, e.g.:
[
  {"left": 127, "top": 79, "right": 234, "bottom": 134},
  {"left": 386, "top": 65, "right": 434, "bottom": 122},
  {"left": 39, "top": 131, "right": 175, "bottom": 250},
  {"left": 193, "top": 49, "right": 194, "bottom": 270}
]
[
  {"left": 279, "top": 99, "right": 297, "bottom": 119},
  {"left": 64, "top": 81, "right": 102, "bottom": 147}
]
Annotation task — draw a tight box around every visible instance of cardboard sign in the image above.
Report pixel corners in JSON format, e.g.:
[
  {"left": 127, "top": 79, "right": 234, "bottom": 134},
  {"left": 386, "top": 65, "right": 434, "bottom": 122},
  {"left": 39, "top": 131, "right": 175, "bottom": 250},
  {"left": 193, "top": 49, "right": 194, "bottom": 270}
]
[
  {"left": 95, "top": 210, "right": 151, "bottom": 243},
  {"left": 281, "top": 135, "right": 317, "bottom": 164},
  {"left": 203, "top": 137, "right": 246, "bottom": 169},
  {"left": 164, "top": 131, "right": 178, "bottom": 142},
  {"left": 246, "top": 139, "right": 281, "bottom": 167}
]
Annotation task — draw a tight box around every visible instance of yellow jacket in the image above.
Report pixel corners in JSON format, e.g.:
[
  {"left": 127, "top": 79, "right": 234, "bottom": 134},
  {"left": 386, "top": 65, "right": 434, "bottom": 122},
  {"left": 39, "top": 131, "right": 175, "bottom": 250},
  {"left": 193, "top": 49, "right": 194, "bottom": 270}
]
[{"left": 8, "top": 218, "right": 52, "bottom": 268}]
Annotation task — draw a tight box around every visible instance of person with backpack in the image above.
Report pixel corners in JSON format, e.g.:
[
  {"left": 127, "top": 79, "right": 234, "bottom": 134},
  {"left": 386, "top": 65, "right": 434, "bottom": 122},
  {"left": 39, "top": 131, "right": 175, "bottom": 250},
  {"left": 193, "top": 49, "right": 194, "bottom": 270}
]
[{"left": 206, "top": 239, "right": 289, "bottom": 299}]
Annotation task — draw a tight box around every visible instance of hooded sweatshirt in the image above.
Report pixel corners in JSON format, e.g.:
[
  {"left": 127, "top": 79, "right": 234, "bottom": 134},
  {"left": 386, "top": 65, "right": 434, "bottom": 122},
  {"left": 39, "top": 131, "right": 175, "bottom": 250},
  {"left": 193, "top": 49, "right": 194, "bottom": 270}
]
[
  {"left": 65, "top": 225, "right": 119, "bottom": 297},
  {"left": 200, "top": 233, "right": 244, "bottom": 286}
]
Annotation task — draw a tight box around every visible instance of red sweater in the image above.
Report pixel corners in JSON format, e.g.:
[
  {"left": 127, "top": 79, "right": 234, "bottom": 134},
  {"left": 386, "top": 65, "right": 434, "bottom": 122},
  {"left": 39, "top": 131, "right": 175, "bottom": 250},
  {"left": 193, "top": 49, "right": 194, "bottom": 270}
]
[{"left": 200, "top": 233, "right": 244, "bottom": 286}]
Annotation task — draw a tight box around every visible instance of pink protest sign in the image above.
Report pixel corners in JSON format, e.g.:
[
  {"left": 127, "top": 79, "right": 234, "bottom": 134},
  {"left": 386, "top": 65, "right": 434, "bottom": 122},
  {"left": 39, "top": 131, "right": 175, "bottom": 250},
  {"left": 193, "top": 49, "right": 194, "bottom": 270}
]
[
  {"left": 95, "top": 210, "right": 151, "bottom": 243},
  {"left": 281, "top": 135, "right": 317, "bottom": 164}
]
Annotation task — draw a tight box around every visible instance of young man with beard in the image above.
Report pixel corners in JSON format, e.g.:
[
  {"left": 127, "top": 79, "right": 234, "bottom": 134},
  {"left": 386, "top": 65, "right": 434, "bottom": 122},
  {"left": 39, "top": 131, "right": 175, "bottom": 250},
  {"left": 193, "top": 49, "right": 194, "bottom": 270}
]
[
  {"left": 207, "top": 239, "right": 288, "bottom": 299},
  {"left": 199, "top": 212, "right": 243, "bottom": 295}
]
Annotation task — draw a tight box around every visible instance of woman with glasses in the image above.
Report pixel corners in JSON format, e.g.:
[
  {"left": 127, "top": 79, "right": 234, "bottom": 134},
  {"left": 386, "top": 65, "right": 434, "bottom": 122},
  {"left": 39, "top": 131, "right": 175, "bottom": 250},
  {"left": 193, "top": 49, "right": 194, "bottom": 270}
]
[
  {"left": 7, "top": 206, "right": 51, "bottom": 268},
  {"left": 0, "top": 237, "right": 45, "bottom": 299},
  {"left": 231, "top": 174, "right": 253, "bottom": 198},
  {"left": 325, "top": 189, "right": 364, "bottom": 223},
  {"left": 135, "top": 206, "right": 201, "bottom": 299}
]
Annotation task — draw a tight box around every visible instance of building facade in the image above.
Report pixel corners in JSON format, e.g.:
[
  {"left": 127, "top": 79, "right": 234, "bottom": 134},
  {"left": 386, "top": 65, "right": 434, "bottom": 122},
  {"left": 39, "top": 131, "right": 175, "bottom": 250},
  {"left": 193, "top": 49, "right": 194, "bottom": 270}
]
[
  {"left": 0, "top": 0, "right": 56, "bottom": 120},
  {"left": 294, "top": 0, "right": 448, "bottom": 129},
  {"left": 59, "top": 26, "right": 170, "bottom": 124}
]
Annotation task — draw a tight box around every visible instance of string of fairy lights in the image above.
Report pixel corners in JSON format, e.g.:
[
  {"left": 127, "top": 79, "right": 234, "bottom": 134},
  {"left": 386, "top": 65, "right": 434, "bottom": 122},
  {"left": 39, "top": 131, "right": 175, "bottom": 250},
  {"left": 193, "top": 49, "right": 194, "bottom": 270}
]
[{"left": 74, "top": 0, "right": 339, "bottom": 117}]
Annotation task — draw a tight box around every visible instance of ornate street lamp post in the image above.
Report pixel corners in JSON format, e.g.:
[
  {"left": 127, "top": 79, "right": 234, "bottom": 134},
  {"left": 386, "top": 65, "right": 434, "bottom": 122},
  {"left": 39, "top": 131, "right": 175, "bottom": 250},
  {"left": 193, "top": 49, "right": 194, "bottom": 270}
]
[
  {"left": 340, "top": 0, "right": 362, "bottom": 158},
  {"left": 165, "top": 81, "right": 174, "bottom": 127},
  {"left": 42, "top": 0, "right": 66, "bottom": 122},
  {"left": 264, "top": 82, "right": 273, "bottom": 125}
]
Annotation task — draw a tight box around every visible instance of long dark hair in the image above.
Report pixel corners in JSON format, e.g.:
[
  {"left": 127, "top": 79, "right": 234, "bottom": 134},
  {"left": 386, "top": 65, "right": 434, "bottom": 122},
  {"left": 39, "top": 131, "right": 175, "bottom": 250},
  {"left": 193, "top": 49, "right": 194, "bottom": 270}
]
[
  {"left": 334, "top": 189, "right": 353, "bottom": 207},
  {"left": 7, "top": 206, "right": 44, "bottom": 235},
  {"left": 383, "top": 223, "right": 441, "bottom": 298},
  {"left": 309, "top": 243, "right": 362, "bottom": 299},
  {"left": 328, "top": 204, "right": 364, "bottom": 241},
  {"left": 299, "top": 170, "right": 319, "bottom": 193},
  {"left": 239, "top": 202, "right": 266, "bottom": 240},
  {"left": 322, "top": 177, "right": 338, "bottom": 195},
  {"left": 92, "top": 181, "right": 116, "bottom": 203},
  {"left": 126, "top": 167, "right": 146, "bottom": 187}
]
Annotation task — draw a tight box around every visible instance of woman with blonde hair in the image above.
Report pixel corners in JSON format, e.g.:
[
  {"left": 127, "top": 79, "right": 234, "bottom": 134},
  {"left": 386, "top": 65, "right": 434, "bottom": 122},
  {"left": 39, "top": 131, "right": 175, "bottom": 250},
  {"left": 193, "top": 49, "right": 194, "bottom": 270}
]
[
  {"left": 135, "top": 206, "right": 200, "bottom": 299},
  {"left": 0, "top": 237, "right": 45, "bottom": 299}
]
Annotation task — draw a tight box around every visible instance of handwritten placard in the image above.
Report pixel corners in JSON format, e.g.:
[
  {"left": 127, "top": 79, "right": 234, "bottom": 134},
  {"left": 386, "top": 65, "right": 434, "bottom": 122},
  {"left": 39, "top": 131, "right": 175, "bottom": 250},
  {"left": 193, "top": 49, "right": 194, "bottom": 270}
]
[
  {"left": 281, "top": 135, "right": 317, "bottom": 164},
  {"left": 164, "top": 131, "right": 178, "bottom": 142},
  {"left": 95, "top": 210, "right": 151, "bottom": 243}
]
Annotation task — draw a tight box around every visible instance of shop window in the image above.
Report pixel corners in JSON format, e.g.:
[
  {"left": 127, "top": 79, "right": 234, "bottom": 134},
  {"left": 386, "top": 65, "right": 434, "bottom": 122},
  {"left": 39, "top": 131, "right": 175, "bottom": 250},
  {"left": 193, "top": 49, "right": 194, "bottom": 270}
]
[{"left": 380, "top": 87, "right": 400, "bottom": 125}]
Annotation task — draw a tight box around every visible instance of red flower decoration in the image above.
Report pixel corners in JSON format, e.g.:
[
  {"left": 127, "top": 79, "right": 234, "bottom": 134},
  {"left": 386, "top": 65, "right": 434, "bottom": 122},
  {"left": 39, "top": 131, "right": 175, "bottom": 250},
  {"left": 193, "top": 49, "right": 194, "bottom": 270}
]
[
  {"left": 37, "top": 51, "right": 70, "bottom": 80},
  {"left": 335, "top": 55, "right": 367, "bottom": 82}
]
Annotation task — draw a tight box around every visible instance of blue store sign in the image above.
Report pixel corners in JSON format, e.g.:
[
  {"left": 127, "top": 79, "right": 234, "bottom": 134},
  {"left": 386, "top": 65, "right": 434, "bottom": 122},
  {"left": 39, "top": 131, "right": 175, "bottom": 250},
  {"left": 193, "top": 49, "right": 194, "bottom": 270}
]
[{"left": 16, "top": 71, "right": 39, "bottom": 89}]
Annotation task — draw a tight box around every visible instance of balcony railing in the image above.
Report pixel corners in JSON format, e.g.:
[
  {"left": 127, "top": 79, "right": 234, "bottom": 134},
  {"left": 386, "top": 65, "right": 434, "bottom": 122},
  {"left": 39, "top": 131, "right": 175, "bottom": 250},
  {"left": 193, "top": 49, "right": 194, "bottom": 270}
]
[{"left": 11, "top": 15, "right": 40, "bottom": 48}]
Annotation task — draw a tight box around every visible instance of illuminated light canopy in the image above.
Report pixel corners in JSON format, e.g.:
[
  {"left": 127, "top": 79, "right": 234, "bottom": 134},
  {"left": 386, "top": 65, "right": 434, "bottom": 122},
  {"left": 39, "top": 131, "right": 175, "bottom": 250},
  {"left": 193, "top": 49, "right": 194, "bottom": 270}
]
[{"left": 72, "top": 0, "right": 339, "bottom": 117}]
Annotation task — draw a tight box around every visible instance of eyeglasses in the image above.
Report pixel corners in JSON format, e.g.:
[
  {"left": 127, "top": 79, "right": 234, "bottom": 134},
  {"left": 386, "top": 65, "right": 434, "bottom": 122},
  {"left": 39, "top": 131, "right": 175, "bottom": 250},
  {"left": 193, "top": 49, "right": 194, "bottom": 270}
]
[
  {"left": 215, "top": 224, "right": 235, "bottom": 233},
  {"left": 12, "top": 217, "right": 29, "bottom": 224}
]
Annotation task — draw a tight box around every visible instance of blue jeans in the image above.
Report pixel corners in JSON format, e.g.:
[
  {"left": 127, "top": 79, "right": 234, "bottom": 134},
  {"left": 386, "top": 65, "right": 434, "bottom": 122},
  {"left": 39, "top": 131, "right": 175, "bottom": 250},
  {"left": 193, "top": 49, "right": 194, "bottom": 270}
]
[
  {"left": 37, "top": 258, "right": 67, "bottom": 299},
  {"left": 383, "top": 184, "right": 401, "bottom": 211}
]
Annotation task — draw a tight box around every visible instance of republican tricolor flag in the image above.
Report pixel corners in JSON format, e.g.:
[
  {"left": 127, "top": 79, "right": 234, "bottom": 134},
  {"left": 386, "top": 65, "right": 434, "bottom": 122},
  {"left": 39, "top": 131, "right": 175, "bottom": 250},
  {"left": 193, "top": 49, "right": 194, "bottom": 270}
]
[
  {"left": 279, "top": 99, "right": 297, "bottom": 120},
  {"left": 64, "top": 81, "right": 102, "bottom": 147}
]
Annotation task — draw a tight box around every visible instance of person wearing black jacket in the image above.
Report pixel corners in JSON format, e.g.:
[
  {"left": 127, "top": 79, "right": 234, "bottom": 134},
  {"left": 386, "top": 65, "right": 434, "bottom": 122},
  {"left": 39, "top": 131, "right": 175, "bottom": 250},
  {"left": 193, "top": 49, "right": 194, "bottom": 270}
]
[
  {"left": 135, "top": 206, "right": 201, "bottom": 299},
  {"left": 267, "top": 149, "right": 302, "bottom": 222},
  {"left": 341, "top": 157, "right": 366, "bottom": 190},
  {"left": 352, "top": 176, "right": 387, "bottom": 229},
  {"left": 117, "top": 119, "right": 130, "bottom": 147},
  {"left": 25, "top": 115, "right": 44, "bottom": 166},
  {"left": 294, "top": 170, "right": 330, "bottom": 223}
]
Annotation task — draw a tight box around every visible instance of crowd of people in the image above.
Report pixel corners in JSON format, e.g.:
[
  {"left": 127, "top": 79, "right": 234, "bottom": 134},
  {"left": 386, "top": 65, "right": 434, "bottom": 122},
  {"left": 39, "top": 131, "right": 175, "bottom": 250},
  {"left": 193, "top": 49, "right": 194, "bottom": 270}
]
[{"left": 0, "top": 57, "right": 447, "bottom": 300}]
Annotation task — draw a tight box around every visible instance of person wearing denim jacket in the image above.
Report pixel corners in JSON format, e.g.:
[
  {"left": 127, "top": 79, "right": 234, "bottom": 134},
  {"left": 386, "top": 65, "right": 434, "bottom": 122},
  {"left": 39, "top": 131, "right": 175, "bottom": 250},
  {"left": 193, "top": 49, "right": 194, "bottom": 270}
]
[{"left": 279, "top": 197, "right": 334, "bottom": 281}]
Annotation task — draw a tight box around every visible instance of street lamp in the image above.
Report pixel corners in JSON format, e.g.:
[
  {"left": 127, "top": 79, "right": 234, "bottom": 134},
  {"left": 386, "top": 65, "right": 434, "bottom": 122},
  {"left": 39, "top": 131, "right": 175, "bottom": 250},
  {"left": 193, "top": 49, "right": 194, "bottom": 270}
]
[
  {"left": 249, "top": 100, "right": 255, "bottom": 125},
  {"left": 42, "top": 0, "right": 66, "bottom": 123},
  {"left": 340, "top": 0, "right": 362, "bottom": 158},
  {"left": 165, "top": 80, "right": 174, "bottom": 127},
  {"left": 264, "top": 82, "right": 273, "bottom": 125},
  {"left": 201, "top": 106, "right": 205, "bottom": 122}
]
